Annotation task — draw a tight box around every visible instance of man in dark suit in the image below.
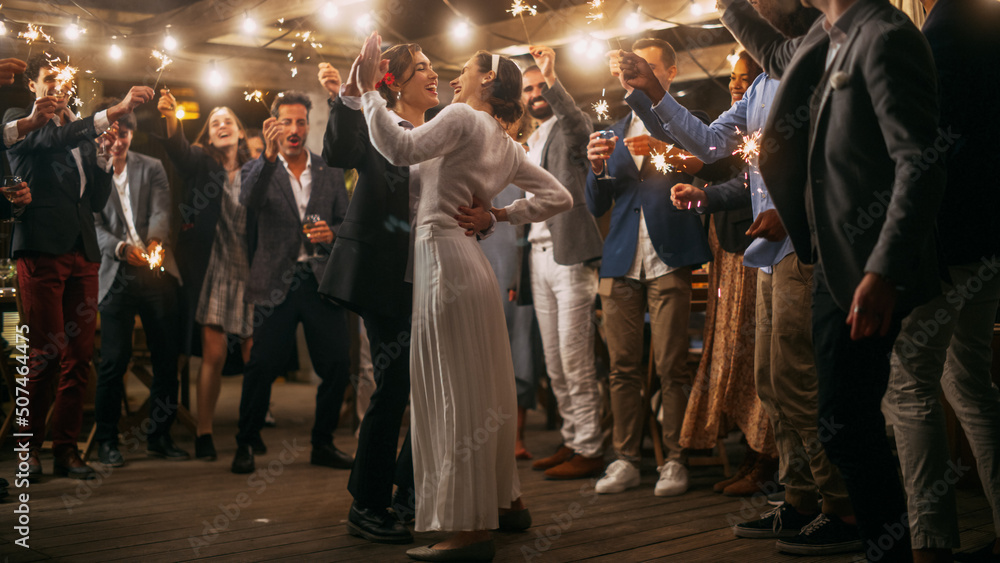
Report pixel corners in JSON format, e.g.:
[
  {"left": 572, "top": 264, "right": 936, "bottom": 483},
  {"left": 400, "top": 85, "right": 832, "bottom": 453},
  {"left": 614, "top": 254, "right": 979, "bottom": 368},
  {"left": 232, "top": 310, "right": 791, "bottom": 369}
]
[
  {"left": 92, "top": 102, "right": 188, "bottom": 467},
  {"left": 519, "top": 46, "right": 606, "bottom": 482},
  {"left": 584, "top": 38, "right": 712, "bottom": 497},
  {"left": 232, "top": 90, "right": 351, "bottom": 475},
  {"left": 711, "top": 0, "right": 946, "bottom": 558},
  {"left": 4, "top": 49, "right": 153, "bottom": 480}
]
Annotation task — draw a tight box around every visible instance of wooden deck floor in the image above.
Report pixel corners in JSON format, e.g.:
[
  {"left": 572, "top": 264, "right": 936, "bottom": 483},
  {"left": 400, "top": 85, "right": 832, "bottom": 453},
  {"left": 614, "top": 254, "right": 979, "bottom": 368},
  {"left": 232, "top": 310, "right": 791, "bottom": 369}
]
[{"left": 1, "top": 376, "right": 994, "bottom": 562}]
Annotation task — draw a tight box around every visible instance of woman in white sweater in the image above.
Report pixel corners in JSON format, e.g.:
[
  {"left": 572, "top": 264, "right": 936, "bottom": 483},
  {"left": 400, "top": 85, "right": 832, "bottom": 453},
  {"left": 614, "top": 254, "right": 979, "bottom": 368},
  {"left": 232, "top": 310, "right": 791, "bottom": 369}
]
[{"left": 352, "top": 32, "right": 573, "bottom": 561}]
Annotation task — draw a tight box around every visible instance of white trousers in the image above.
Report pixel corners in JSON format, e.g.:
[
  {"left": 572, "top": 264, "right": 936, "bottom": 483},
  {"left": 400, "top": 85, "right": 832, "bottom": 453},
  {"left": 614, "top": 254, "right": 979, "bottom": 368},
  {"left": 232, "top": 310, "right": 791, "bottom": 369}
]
[{"left": 530, "top": 246, "right": 602, "bottom": 458}]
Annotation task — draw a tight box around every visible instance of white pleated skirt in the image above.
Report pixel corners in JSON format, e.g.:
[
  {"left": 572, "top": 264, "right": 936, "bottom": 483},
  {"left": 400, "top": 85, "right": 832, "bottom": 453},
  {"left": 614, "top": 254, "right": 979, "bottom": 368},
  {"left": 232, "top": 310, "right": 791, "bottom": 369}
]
[{"left": 410, "top": 224, "right": 521, "bottom": 532}]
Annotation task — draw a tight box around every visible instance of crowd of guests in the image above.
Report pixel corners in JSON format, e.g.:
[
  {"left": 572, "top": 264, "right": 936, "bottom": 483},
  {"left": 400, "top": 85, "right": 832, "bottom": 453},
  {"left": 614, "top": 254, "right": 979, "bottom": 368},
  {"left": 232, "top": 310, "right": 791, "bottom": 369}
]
[{"left": 1, "top": 0, "right": 999, "bottom": 560}]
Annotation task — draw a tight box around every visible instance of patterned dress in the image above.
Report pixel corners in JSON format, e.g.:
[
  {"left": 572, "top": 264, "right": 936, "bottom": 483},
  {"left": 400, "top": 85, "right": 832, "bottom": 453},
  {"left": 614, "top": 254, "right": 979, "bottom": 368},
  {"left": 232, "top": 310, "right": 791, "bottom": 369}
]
[
  {"left": 194, "top": 171, "right": 254, "bottom": 338},
  {"left": 679, "top": 221, "right": 775, "bottom": 455}
]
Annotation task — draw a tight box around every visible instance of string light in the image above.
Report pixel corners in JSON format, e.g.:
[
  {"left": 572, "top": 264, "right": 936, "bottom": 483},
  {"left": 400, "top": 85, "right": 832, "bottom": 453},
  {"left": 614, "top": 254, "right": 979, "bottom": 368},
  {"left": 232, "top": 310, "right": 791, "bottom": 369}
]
[
  {"left": 109, "top": 38, "right": 123, "bottom": 61},
  {"left": 64, "top": 16, "right": 84, "bottom": 41},
  {"left": 206, "top": 60, "right": 223, "bottom": 89},
  {"left": 356, "top": 13, "right": 372, "bottom": 31},
  {"left": 453, "top": 20, "right": 470, "bottom": 40},
  {"left": 175, "top": 107, "right": 185, "bottom": 120},
  {"left": 625, "top": 11, "right": 641, "bottom": 32},
  {"left": 242, "top": 12, "right": 257, "bottom": 34},
  {"left": 321, "top": 2, "right": 338, "bottom": 20},
  {"left": 163, "top": 26, "right": 177, "bottom": 51}
]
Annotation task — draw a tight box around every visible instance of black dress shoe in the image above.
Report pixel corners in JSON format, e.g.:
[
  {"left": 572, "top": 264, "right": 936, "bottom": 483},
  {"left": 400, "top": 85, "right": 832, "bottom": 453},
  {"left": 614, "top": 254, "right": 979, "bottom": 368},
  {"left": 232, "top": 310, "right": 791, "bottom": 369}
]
[
  {"left": 195, "top": 434, "right": 217, "bottom": 461},
  {"left": 347, "top": 502, "right": 413, "bottom": 544},
  {"left": 497, "top": 508, "right": 532, "bottom": 532},
  {"left": 311, "top": 444, "right": 353, "bottom": 469},
  {"left": 231, "top": 445, "right": 255, "bottom": 474},
  {"left": 98, "top": 442, "right": 125, "bottom": 467},
  {"left": 147, "top": 435, "right": 190, "bottom": 460}
]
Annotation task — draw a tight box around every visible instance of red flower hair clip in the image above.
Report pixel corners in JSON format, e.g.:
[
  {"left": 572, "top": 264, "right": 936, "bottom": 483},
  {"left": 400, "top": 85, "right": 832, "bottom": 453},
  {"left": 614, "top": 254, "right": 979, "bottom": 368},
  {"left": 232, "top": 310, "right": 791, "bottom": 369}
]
[{"left": 376, "top": 72, "right": 396, "bottom": 89}]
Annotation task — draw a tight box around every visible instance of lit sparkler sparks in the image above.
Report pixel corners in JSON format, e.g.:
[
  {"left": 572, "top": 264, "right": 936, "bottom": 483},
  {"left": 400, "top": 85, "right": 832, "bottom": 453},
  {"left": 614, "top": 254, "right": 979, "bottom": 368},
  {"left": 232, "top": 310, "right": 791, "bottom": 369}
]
[
  {"left": 151, "top": 50, "right": 173, "bottom": 91},
  {"left": 50, "top": 59, "right": 78, "bottom": 101},
  {"left": 244, "top": 89, "right": 270, "bottom": 110},
  {"left": 733, "top": 127, "right": 762, "bottom": 165},
  {"left": 508, "top": 0, "right": 537, "bottom": 44},
  {"left": 18, "top": 24, "right": 53, "bottom": 45},
  {"left": 142, "top": 243, "right": 164, "bottom": 271},
  {"left": 587, "top": 0, "right": 605, "bottom": 22},
  {"left": 592, "top": 99, "right": 609, "bottom": 122},
  {"left": 650, "top": 149, "right": 675, "bottom": 175}
]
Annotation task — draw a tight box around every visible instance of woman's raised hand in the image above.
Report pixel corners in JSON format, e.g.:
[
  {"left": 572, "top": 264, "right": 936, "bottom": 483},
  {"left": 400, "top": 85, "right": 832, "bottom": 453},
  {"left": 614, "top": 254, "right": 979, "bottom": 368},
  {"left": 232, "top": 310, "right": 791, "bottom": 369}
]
[
  {"left": 357, "top": 31, "right": 386, "bottom": 93},
  {"left": 157, "top": 89, "right": 177, "bottom": 119}
]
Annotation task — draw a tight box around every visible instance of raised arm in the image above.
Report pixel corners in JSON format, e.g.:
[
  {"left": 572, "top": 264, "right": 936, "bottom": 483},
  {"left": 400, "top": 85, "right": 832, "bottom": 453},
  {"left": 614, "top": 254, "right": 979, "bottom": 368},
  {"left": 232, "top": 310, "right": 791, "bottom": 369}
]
[
  {"left": 720, "top": 0, "right": 808, "bottom": 80},
  {"left": 531, "top": 46, "right": 593, "bottom": 157},
  {"left": 362, "top": 91, "right": 468, "bottom": 166},
  {"left": 323, "top": 97, "right": 369, "bottom": 170}
]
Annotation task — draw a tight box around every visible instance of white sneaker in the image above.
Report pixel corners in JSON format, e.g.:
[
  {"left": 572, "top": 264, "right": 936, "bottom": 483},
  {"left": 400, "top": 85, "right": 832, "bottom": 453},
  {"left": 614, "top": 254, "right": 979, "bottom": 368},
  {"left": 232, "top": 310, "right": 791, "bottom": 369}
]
[
  {"left": 654, "top": 460, "right": 689, "bottom": 497},
  {"left": 594, "top": 460, "right": 640, "bottom": 494}
]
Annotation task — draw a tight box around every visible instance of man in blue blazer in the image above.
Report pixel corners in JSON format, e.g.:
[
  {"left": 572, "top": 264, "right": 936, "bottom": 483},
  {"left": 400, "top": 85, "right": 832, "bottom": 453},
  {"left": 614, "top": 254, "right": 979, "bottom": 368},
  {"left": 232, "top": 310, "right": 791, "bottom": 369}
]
[
  {"left": 585, "top": 38, "right": 712, "bottom": 498},
  {"left": 232, "top": 91, "right": 351, "bottom": 475},
  {"left": 92, "top": 104, "right": 187, "bottom": 467},
  {"left": 4, "top": 49, "right": 153, "bottom": 480}
]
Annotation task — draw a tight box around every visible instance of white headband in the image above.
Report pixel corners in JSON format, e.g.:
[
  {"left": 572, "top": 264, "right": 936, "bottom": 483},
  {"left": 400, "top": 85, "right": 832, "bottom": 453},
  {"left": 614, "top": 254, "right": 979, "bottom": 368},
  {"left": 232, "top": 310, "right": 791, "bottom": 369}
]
[{"left": 491, "top": 54, "right": 500, "bottom": 74}]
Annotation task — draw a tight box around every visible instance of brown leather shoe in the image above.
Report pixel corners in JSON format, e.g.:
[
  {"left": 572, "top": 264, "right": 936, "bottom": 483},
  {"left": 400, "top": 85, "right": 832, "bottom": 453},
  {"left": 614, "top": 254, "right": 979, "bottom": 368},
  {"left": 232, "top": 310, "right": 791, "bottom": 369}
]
[
  {"left": 531, "top": 445, "right": 574, "bottom": 471},
  {"left": 723, "top": 454, "right": 779, "bottom": 497},
  {"left": 543, "top": 454, "right": 605, "bottom": 480},
  {"left": 713, "top": 448, "right": 758, "bottom": 493},
  {"left": 53, "top": 446, "right": 96, "bottom": 480}
]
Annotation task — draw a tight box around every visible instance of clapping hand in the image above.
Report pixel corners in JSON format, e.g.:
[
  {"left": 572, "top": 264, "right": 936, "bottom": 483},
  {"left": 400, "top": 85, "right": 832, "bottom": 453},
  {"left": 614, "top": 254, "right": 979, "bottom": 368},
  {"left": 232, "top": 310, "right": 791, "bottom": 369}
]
[{"left": 357, "top": 31, "right": 389, "bottom": 93}]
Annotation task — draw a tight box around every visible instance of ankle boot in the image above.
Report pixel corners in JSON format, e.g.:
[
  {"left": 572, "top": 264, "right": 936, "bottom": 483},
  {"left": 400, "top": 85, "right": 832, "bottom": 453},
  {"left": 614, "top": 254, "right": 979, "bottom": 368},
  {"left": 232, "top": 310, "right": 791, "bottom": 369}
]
[{"left": 723, "top": 453, "right": 779, "bottom": 497}]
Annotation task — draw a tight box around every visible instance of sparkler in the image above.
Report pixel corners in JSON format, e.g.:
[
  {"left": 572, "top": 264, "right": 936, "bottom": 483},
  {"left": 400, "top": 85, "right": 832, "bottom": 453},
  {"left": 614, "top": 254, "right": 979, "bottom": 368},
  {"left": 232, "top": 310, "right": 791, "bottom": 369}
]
[
  {"left": 50, "top": 59, "right": 78, "bottom": 101},
  {"left": 151, "top": 50, "right": 173, "bottom": 91},
  {"left": 592, "top": 86, "right": 610, "bottom": 123},
  {"left": 650, "top": 148, "right": 675, "bottom": 175},
  {"left": 244, "top": 89, "right": 270, "bottom": 111},
  {"left": 586, "top": 0, "right": 622, "bottom": 50},
  {"left": 508, "top": 0, "right": 537, "bottom": 45},
  {"left": 18, "top": 23, "right": 53, "bottom": 45},
  {"left": 142, "top": 243, "right": 164, "bottom": 271},
  {"left": 732, "top": 127, "right": 762, "bottom": 165}
]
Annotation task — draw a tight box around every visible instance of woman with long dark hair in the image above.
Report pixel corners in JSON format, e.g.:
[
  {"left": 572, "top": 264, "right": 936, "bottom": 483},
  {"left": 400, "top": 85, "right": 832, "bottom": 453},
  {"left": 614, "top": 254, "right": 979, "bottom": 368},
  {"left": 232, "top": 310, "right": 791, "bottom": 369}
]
[
  {"left": 353, "top": 33, "right": 572, "bottom": 561},
  {"left": 156, "top": 94, "right": 254, "bottom": 461}
]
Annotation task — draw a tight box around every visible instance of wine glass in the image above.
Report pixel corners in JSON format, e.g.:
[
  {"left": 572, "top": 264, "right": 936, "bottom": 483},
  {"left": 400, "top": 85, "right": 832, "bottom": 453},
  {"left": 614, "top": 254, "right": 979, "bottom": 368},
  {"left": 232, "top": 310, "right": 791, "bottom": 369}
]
[
  {"left": 596, "top": 130, "right": 616, "bottom": 180},
  {"left": 3, "top": 176, "right": 22, "bottom": 224},
  {"left": 302, "top": 214, "right": 321, "bottom": 233}
]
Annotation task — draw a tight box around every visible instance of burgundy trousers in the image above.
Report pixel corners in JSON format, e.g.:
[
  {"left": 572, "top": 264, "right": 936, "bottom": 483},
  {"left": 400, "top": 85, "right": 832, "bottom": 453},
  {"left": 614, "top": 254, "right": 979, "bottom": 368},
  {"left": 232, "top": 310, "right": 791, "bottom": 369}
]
[{"left": 17, "top": 251, "right": 99, "bottom": 450}]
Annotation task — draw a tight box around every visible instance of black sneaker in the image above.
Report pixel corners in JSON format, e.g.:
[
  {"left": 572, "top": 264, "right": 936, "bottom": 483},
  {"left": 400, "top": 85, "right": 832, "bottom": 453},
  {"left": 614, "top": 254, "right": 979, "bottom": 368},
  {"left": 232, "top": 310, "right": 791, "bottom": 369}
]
[
  {"left": 734, "top": 502, "right": 818, "bottom": 539},
  {"left": 776, "top": 513, "right": 864, "bottom": 555},
  {"left": 147, "top": 435, "right": 191, "bottom": 460}
]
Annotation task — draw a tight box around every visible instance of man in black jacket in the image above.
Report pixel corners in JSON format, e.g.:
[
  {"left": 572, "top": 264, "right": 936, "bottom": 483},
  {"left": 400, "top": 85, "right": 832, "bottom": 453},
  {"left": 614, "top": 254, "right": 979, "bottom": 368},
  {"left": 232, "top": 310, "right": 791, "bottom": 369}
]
[{"left": 3, "top": 49, "right": 153, "bottom": 480}]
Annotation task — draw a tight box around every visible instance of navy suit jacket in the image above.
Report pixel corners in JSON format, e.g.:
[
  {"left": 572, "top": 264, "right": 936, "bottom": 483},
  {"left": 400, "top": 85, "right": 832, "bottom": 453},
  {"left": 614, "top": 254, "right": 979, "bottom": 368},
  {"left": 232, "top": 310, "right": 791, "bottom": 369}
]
[
  {"left": 240, "top": 152, "right": 348, "bottom": 306},
  {"left": 2, "top": 110, "right": 112, "bottom": 263},
  {"left": 586, "top": 112, "right": 712, "bottom": 278}
]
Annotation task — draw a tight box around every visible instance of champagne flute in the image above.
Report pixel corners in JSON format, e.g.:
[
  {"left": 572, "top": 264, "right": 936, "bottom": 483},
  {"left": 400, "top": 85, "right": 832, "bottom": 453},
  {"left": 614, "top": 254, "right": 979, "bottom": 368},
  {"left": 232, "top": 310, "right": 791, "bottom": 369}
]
[
  {"left": 3, "top": 176, "right": 22, "bottom": 224},
  {"left": 597, "top": 130, "right": 616, "bottom": 180}
]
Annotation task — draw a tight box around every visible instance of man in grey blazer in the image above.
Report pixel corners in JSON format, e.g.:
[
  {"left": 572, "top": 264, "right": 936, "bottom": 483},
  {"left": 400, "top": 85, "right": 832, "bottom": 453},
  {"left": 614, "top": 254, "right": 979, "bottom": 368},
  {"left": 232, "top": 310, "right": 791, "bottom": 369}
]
[
  {"left": 715, "top": 0, "right": 945, "bottom": 557},
  {"left": 232, "top": 91, "right": 351, "bottom": 475},
  {"left": 519, "top": 46, "right": 606, "bottom": 481},
  {"left": 93, "top": 105, "right": 188, "bottom": 467}
]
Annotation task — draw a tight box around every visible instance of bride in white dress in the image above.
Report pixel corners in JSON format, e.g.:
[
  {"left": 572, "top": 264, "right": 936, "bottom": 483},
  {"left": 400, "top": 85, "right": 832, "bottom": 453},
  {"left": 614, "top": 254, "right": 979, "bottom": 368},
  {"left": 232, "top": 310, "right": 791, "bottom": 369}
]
[{"left": 353, "top": 32, "right": 572, "bottom": 561}]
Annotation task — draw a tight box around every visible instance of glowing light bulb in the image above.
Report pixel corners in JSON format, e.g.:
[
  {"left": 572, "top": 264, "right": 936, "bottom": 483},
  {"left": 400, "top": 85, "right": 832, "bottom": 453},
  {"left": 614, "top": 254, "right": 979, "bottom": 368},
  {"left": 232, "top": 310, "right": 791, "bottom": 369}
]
[
  {"left": 175, "top": 107, "right": 186, "bottom": 120},
  {"left": 322, "top": 2, "right": 338, "bottom": 20},
  {"left": 65, "top": 17, "right": 81, "bottom": 40},
  {"left": 453, "top": 21, "right": 470, "bottom": 39},
  {"left": 625, "top": 11, "right": 641, "bottom": 31},
  {"left": 356, "top": 13, "right": 372, "bottom": 31},
  {"left": 109, "top": 43, "right": 123, "bottom": 61},
  {"left": 242, "top": 12, "right": 257, "bottom": 34},
  {"left": 163, "top": 27, "right": 177, "bottom": 51}
]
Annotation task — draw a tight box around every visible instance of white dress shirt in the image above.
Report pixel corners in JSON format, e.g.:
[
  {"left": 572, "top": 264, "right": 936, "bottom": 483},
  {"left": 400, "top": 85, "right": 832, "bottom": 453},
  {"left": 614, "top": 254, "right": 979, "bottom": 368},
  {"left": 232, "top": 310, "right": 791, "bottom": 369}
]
[
  {"left": 525, "top": 116, "right": 558, "bottom": 247},
  {"left": 112, "top": 164, "right": 146, "bottom": 259},
  {"left": 622, "top": 112, "right": 675, "bottom": 281},
  {"left": 277, "top": 152, "right": 314, "bottom": 262}
]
